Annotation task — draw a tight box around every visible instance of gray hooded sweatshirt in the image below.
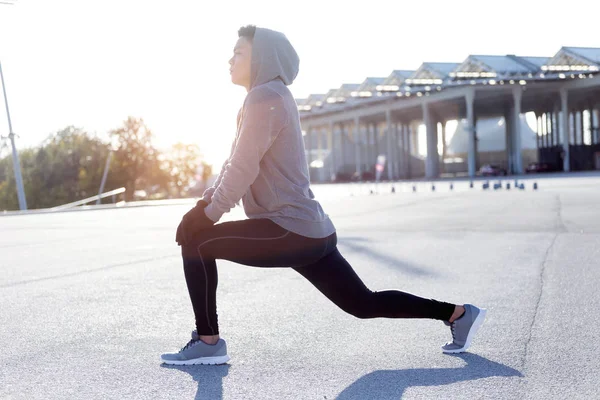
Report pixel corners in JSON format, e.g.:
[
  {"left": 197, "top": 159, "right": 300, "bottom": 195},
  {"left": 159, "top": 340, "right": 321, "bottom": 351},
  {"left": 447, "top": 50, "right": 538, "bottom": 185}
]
[{"left": 202, "top": 27, "right": 335, "bottom": 239}]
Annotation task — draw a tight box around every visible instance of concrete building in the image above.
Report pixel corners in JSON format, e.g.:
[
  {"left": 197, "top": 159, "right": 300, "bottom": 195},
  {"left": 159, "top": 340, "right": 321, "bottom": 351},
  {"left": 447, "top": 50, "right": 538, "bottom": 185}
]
[{"left": 297, "top": 47, "right": 600, "bottom": 181}]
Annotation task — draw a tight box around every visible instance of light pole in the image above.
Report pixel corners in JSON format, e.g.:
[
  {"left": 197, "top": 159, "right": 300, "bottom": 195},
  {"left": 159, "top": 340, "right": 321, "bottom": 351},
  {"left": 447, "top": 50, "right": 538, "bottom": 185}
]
[
  {"left": 0, "top": 61, "right": 27, "bottom": 210},
  {"left": 1, "top": 0, "right": 27, "bottom": 210}
]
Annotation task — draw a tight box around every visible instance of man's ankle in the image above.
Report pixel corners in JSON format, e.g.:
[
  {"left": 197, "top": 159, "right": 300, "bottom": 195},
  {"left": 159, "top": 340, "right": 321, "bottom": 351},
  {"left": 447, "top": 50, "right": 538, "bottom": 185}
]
[
  {"left": 199, "top": 335, "right": 220, "bottom": 345},
  {"left": 449, "top": 305, "right": 465, "bottom": 323}
]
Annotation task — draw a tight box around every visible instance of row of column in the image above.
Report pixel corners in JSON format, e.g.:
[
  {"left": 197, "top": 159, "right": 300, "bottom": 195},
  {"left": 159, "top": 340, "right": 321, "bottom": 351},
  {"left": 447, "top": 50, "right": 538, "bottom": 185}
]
[
  {"left": 305, "top": 118, "right": 421, "bottom": 181},
  {"left": 536, "top": 105, "right": 599, "bottom": 148},
  {"left": 305, "top": 87, "right": 593, "bottom": 180}
]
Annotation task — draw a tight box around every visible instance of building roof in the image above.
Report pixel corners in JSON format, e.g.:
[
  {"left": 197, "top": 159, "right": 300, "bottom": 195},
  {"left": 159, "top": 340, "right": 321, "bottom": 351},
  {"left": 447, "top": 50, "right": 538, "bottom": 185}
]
[
  {"left": 543, "top": 47, "right": 600, "bottom": 72},
  {"left": 296, "top": 93, "right": 328, "bottom": 111},
  {"left": 378, "top": 70, "right": 414, "bottom": 90},
  {"left": 354, "top": 77, "right": 386, "bottom": 97},
  {"left": 565, "top": 47, "right": 600, "bottom": 64},
  {"left": 424, "top": 62, "right": 461, "bottom": 75},
  {"left": 298, "top": 46, "right": 600, "bottom": 114},
  {"left": 520, "top": 57, "right": 550, "bottom": 68},
  {"left": 325, "top": 84, "right": 360, "bottom": 103},
  {"left": 407, "top": 62, "right": 460, "bottom": 85},
  {"left": 451, "top": 55, "right": 541, "bottom": 79}
]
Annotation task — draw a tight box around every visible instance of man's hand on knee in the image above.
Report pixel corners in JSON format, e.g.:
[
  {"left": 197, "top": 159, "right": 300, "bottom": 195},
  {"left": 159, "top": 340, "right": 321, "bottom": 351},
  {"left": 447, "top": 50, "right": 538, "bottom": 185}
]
[{"left": 176, "top": 200, "right": 215, "bottom": 246}]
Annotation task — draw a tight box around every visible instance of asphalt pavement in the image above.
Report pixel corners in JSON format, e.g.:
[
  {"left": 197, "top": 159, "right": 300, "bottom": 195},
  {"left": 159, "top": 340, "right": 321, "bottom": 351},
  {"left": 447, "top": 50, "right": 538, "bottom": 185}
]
[{"left": 2, "top": 174, "right": 600, "bottom": 399}]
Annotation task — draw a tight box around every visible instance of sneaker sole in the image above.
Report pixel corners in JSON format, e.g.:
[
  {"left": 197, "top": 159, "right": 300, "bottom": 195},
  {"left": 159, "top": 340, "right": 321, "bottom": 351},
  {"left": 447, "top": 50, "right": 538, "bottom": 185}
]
[
  {"left": 442, "top": 308, "right": 487, "bottom": 354},
  {"left": 161, "top": 354, "right": 231, "bottom": 366}
]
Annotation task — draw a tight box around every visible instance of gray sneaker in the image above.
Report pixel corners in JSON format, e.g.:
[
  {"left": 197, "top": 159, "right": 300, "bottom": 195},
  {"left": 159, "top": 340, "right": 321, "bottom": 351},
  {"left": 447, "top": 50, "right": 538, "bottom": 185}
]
[
  {"left": 161, "top": 330, "right": 230, "bottom": 365},
  {"left": 442, "top": 304, "right": 487, "bottom": 354}
]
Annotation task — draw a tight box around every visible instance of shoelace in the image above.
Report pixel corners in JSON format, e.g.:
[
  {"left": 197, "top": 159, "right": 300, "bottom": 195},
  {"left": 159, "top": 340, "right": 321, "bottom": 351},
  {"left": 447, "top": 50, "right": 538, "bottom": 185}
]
[{"left": 181, "top": 338, "right": 201, "bottom": 352}]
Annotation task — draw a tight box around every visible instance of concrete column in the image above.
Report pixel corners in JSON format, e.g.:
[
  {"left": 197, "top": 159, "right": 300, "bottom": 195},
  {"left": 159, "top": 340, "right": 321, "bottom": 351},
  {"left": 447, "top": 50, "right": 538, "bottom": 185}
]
[
  {"left": 466, "top": 90, "right": 476, "bottom": 177},
  {"left": 385, "top": 110, "right": 393, "bottom": 180},
  {"left": 579, "top": 109, "right": 585, "bottom": 145},
  {"left": 394, "top": 123, "right": 401, "bottom": 179},
  {"left": 371, "top": 123, "right": 377, "bottom": 164},
  {"left": 405, "top": 124, "right": 412, "bottom": 179},
  {"left": 408, "top": 122, "right": 416, "bottom": 155},
  {"left": 305, "top": 126, "right": 313, "bottom": 166},
  {"left": 567, "top": 112, "right": 573, "bottom": 145},
  {"left": 550, "top": 111, "right": 555, "bottom": 147},
  {"left": 512, "top": 87, "right": 523, "bottom": 174},
  {"left": 354, "top": 116, "right": 362, "bottom": 179},
  {"left": 328, "top": 121, "right": 336, "bottom": 181},
  {"left": 389, "top": 122, "right": 396, "bottom": 179},
  {"left": 399, "top": 124, "right": 405, "bottom": 178},
  {"left": 553, "top": 102, "right": 561, "bottom": 147},
  {"left": 423, "top": 102, "right": 439, "bottom": 179},
  {"left": 440, "top": 121, "right": 447, "bottom": 174},
  {"left": 317, "top": 127, "right": 325, "bottom": 182},
  {"left": 505, "top": 108, "right": 514, "bottom": 173},
  {"left": 553, "top": 111, "right": 557, "bottom": 146},
  {"left": 560, "top": 89, "right": 570, "bottom": 172},
  {"left": 593, "top": 107, "right": 599, "bottom": 144},
  {"left": 588, "top": 103, "right": 595, "bottom": 145},
  {"left": 576, "top": 111, "right": 580, "bottom": 145},
  {"left": 543, "top": 112, "right": 548, "bottom": 148},
  {"left": 535, "top": 112, "right": 540, "bottom": 150},
  {"left": 340, "top": 124, "right": 347, "bottom": 168},
  {"left": 544, "top": 111, "right": 555, "bottom": 147},
  {"left": 548, "top": 112, "right": 552, "bottom": 147},
  {"left": 370, "top": 123, "right": 376, "bottom": 167},
  {"left": 583, "top": 109, "right": 588, "bottom": 145}
]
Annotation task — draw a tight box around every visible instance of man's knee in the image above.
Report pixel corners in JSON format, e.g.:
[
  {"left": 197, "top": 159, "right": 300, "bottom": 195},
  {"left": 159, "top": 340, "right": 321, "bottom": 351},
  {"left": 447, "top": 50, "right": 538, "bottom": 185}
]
[
  {"left": 180, "top": 226, "right": 219, "bottom": 259},
  {"left": 339, "top": 298, "right": 374, "bottom": 319}
]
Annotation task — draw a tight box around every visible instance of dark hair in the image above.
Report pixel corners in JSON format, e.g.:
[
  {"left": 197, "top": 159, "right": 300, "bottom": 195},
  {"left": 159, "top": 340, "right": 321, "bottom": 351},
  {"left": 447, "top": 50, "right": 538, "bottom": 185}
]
[{"left": 238, "top": 25, "right": 256, "bottom": 40}]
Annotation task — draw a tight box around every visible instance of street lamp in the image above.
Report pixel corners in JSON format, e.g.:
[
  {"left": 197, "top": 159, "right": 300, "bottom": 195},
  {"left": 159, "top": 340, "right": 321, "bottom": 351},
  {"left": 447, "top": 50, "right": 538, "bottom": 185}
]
[
  {"left": 0, "top": 62, "right": 27, "bottom": 210},
  {"left": 1, "top": 0, "right": 27, "bottom": 210}
]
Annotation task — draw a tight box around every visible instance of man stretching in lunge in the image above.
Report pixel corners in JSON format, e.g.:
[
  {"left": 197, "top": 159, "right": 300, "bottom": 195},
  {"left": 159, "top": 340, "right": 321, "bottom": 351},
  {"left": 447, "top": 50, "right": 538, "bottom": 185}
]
[{"left": 161, "top": 25, "right": 487, "bottom": 365}]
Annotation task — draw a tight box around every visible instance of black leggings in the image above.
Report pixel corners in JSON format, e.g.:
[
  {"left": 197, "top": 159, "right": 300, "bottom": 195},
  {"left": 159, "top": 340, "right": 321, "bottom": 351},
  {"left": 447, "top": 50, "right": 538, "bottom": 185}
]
[{"left": 181, "top": 218, "right": 455, "bottom": 335}]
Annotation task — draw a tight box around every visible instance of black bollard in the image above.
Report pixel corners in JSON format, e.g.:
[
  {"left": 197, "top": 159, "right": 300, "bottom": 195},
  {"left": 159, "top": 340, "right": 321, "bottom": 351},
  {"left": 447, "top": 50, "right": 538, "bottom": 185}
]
[
  {"left": 391, "top": 186, "right": 396, "bottom": 193},
  {"left": 432, "top": 184, "right": 436, "bottom": 192},
  {"left": 470, "top": 181, "right": 474, "bottom": 188},
  {"left": 533, "top": 182, "right": 538, "bottom": 190},
  {"left": 412, "top": 185, "right": 417, "bottom": 192},
  {"left": 450, "top": 183, "right": 454, "bottom": 191},
  {"left": 506, "top": 182, "right": 511, "bottom": 190}
]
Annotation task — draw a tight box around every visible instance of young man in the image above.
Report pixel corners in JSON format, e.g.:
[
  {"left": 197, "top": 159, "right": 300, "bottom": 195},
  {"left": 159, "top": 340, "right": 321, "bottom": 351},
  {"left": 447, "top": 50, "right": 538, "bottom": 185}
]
[{"left": 161, "top": 25, "right": 486, "bottom": 365}]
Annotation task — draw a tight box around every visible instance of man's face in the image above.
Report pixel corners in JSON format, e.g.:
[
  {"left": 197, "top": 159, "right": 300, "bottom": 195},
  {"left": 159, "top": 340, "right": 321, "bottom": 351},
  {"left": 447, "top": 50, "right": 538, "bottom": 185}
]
[{"left": 229, "top": 37, "right": 252, "bottom": 90}]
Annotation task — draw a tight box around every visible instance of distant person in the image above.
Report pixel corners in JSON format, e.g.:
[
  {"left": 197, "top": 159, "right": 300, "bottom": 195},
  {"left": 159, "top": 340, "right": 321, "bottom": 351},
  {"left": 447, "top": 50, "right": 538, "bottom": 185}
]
[{"left": 161, "top": 25, "right": 486, "bottom": 365}]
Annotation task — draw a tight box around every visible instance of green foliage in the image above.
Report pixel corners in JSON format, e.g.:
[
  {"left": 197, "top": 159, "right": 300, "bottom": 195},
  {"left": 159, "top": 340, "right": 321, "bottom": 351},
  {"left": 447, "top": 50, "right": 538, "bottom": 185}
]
[{"left": 0, "top": 117, "right": 210, "bottom": 211}]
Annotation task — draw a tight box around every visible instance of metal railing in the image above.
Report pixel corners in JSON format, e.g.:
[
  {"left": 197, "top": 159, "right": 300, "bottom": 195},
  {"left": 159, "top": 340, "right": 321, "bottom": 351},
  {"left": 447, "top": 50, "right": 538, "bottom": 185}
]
[{"left": 49, "top": 187, "right": 126, "bottom": 211}]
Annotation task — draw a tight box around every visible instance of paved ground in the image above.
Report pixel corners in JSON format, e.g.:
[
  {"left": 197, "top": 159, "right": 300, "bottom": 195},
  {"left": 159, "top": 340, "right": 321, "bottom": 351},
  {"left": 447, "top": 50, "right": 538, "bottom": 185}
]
[{"left": 2, "top": 173, "right": 600, "bottom": 399}]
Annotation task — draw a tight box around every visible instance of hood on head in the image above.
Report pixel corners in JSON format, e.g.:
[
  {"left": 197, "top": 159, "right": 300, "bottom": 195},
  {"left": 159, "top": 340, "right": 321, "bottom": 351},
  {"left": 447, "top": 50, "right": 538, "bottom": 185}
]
[{"left": 250, "top": 27, "right": 299, "bottom": 89}]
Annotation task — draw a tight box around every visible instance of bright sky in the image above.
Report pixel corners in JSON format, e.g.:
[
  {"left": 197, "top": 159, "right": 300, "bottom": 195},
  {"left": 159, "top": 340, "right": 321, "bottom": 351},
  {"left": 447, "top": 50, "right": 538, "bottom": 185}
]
[{"left": 1, "top": 0, "right": 599, "bottom": 167}]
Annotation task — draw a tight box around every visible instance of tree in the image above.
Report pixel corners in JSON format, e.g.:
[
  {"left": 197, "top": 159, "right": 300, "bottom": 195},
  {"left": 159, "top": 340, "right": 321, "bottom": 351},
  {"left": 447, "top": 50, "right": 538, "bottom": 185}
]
[
  {"left": 163, "top": 142, "right": 203, "bottom": 198},
  {"left": 0, "top": 126, "right": 109, "bottom": 210},
  {"left": 0, "top": 117, "right": 210, "bottom": 210},
  {"left": 108, "top": 117, "right": 160, "bottom": 201}
]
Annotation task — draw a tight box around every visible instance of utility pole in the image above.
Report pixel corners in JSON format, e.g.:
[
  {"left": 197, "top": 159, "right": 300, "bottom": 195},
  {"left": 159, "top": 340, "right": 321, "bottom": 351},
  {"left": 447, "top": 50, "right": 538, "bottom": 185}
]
[
  {"left": 1, "top": 1, "right": 26, "bottom": 210},
  {"left": 1, "top": 61, "right": 27, "bottom": 210}
]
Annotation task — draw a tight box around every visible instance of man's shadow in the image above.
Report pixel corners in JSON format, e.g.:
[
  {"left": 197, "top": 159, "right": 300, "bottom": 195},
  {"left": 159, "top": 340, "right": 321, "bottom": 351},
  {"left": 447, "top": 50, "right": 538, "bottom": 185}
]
[
  {"left": 161, "top": 363, "right": 230, "bottom": 400},
  {"left": 161, "top": 353, "right": 520, "bottom": 399},
  {"left": 337, "top": 353, "right": 522, "bottom": 399}
]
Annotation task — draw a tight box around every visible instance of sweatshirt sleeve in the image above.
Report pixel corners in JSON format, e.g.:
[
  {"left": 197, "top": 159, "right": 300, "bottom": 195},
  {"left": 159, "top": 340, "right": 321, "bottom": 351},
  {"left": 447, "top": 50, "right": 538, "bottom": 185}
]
[
  {"left": 203, "top": 89, "right": 287, "bottom": 222},
  {"left": 199, "top": 158, "right": 227, "bottom": 204},
  {"left": 199, "top": 108, "right": 243, "bottom": 204}
]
